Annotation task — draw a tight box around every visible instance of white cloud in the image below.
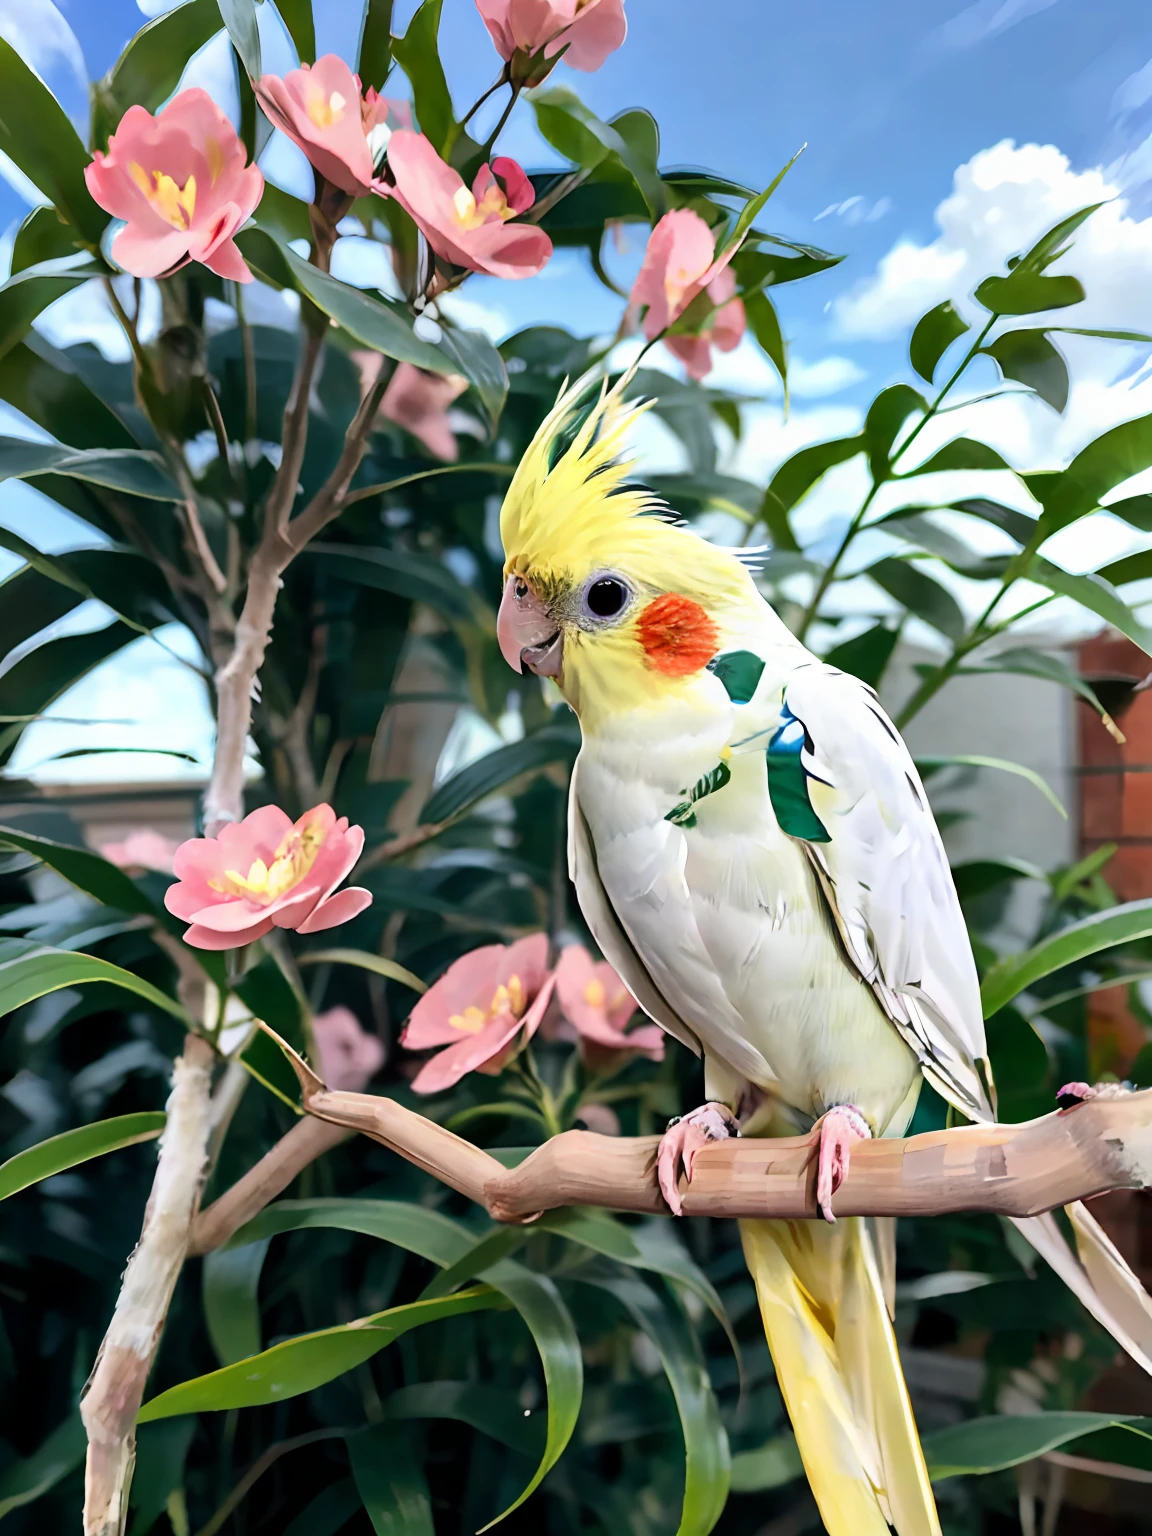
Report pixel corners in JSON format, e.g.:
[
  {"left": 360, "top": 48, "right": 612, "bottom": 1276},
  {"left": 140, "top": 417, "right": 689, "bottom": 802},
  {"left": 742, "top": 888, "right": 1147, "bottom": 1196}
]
[
  {"left": 814, "top": 195, "right": 893, "bottom": 227},
  {"left": 834, "top": 140, "right": 1142, "bottom": 340},
  {"left": 932, "top": 0, "right": 1059, "bottom": 50},
  {"left": 788, "top": 355, "right": 867, "bottom": 398}
]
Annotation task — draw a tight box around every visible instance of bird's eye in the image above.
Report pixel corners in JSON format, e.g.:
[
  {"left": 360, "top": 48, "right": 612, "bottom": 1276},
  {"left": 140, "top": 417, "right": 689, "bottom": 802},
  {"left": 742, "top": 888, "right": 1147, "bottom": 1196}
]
[
  {"left": 585, "top": 577, "right": 629, "bottom": 619},
  {"left": 514, "top": 579, "right": 528, "bottom": 601}
]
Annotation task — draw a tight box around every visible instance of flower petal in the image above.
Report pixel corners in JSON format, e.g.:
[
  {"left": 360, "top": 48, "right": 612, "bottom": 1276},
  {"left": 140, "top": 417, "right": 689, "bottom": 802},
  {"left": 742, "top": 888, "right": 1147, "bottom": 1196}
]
[{"left": 295, "top": 886, "right": 373, "bottom": 933}]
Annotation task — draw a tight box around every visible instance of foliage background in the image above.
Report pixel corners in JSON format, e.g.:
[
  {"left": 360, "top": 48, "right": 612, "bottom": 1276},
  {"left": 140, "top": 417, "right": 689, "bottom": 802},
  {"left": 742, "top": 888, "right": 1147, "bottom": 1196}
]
[{"left": 0, "top": 3, "right": 1152, "bottom": 1535}]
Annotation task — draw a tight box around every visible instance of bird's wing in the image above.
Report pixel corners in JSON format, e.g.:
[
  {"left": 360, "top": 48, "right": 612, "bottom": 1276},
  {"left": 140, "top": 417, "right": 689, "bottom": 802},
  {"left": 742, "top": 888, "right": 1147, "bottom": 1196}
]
[
  {"left": 568, "top": 755, "right": 703, "bottom": 1060},
  {"left": 763, "top": 661, "right": 994, "bottom": 1121}
]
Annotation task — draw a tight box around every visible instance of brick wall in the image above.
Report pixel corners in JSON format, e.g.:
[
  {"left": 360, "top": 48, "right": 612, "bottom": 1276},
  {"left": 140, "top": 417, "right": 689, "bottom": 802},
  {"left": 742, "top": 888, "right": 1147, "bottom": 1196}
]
[{"left": 1076, "top": 631, "right": 1152, "bottom": 1079}]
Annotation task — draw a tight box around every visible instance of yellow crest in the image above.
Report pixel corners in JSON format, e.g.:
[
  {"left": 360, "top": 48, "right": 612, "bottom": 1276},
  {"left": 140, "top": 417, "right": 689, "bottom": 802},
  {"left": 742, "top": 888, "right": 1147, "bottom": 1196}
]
[{"left": 499, "top": 366, "right": 758, "bottom": 609}]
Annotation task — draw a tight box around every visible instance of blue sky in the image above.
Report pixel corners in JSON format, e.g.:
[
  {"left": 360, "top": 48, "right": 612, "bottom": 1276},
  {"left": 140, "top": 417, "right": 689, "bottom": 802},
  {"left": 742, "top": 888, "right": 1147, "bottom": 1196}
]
[{"left": 3, "top": 0, "right": 1152, "bottom": 782}]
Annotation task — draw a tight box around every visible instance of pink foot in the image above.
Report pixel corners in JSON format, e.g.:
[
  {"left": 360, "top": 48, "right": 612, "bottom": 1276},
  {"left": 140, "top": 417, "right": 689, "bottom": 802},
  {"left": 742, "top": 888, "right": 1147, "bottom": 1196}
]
[
  {"left": 815, "top": 1105, "right": 871, "bottom": 1223},
  {"left": 1057, "top": 1080, "right": 1131, "bottom": 1109},
  {"left": 657, "top": 1103, "right": 738, "bottom": 1216}
]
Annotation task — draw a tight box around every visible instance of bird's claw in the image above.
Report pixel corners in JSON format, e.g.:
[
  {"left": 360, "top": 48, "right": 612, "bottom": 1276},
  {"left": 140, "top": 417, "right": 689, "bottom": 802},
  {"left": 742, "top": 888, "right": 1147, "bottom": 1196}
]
[
  {"left": 814, "top": 1104, "right": 871, "bottom": 1223},
  {"left": 1056, "top": 1079, "right": 1132, "bottom": 1110},
  {"left": 657, "top": 1102, "right": 738, "bottom": 1216}
]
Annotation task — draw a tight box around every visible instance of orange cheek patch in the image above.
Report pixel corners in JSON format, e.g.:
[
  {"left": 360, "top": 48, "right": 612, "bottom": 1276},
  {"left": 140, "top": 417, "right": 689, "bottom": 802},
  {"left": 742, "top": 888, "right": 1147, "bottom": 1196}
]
[{"left": 638, "top": 594, "right": 720, "bottom": 677}]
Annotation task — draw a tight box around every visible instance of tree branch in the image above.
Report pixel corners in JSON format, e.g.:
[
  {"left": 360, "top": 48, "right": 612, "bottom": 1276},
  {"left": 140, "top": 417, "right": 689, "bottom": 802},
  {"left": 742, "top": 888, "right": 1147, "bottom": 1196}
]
[
  {"left": 188, "top": 1116, "right": 351, "bottom": 1255},
  {"left": 267, "top": 1034, "right": 1152, "bottom": 1224},
  {"left": 81, "top": 1035, "right": 215, "bottom": 1536}
]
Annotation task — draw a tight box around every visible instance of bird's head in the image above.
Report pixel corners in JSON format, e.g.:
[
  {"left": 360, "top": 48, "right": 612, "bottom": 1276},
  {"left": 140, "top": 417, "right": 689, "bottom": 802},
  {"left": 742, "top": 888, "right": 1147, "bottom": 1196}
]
[{"left": 497, "top": 371, "right": 765, "bottom": 729}]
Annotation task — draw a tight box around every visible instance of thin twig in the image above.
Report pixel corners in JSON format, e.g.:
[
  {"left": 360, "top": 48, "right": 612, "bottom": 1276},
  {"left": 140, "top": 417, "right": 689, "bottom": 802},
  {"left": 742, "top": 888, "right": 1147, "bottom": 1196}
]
[
  {"left": 341, "top": 462, "right": 514, "bottom": 508},
  {"left": 192, "top": 1427, "right": 349, "bottom": 1536},
  {"left": 189, "top": 1117, "right": 351, "bottom": 1255},
  {"left": 357, "top": 819, "right": 450, "bottom": 871}
]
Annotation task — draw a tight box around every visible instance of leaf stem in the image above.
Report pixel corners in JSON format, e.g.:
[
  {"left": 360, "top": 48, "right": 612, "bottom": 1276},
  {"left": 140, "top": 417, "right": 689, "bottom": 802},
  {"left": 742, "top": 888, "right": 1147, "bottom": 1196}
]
[{"left": 795, "top": 315, "right": 997, "bottom": 642}]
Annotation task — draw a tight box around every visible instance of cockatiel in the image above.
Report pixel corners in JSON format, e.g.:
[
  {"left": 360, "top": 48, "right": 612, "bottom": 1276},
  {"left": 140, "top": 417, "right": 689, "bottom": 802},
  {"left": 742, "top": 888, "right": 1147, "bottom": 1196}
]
[{"left": 495, "top": 371, "right": 1152, "bottom": 1536}]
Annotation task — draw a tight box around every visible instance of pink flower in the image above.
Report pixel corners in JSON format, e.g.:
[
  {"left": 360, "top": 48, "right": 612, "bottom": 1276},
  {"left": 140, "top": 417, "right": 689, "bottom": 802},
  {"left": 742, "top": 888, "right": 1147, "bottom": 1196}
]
[
  {"left": 384, "top": 132, "right": 552, "bottom": 279},
  {"left": 255, "top": 56, "right": 411, "bottom": 199},
  {"left": 313, "top": 1006, "right": 385, "bottom": 1092},
  {"left": 99, "top": 829, "right": 181, "bottom": 875},
  {"left": 85, "top": 88, "right": 263, "bottom": 283},
  {"left": 400, "top": 934, "right": 554, "bottom": 1093},
  {"left": 380, "top": 363, "right": 468, "bottom": 459},
  {"left": 553, "top": 944, "right": 664, "bottom": 1067},
  {"left": 630, "top": 206, "right": 739, "bottom": 328},
  {"left": 476, "top": 0, "right": 627, "bottom": 71},
  {"left": 164, "top": 803, "right": 372, "bottom": 950},
  {"left": 664, "top": 267, "right": 747, "bottom": 381}
]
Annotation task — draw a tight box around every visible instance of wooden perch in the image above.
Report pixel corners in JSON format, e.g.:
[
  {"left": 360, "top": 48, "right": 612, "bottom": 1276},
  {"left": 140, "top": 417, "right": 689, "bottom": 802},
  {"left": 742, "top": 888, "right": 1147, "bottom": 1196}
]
[{"left": 257, "top": 1026, "right": 1152, "bottom": 1227}]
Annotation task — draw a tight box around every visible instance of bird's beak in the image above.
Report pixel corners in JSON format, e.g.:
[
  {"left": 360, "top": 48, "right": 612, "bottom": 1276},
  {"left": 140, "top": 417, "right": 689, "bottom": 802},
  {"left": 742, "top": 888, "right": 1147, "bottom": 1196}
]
[{"left": 497, "top": 575, "right": 563, "bottom": 678}]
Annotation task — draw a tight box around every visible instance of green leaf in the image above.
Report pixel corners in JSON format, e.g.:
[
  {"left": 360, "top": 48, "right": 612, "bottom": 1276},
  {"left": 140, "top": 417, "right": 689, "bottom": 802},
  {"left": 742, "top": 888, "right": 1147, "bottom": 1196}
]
[
  {"left": 0, "top": 824, "right": 160, "bottom": 916},
  {"left": 0, "top": 257, "right": 107, "bottom": 363},
  {"left": 349, "top": 1425, "right": 433, "bottom": 1536},
  {"left": 239, "top": 229, "right": 507, "bottom": 408},
  {"left": 915, "top": 755, "right": 1066, "bottom": 819},
  {"left": 379, "top": 1382, "right": 540, "bottom": 1456},
  {"left": 824, "top": 623, "right": 900, "bottom": 689},
  {"left": 1028, "top": 556, "right": 1152, "bottom": 655},
  {"left": 1032, "top": 411, "right": 1152, "bottom": 540},
  {"left": 1097, "top": 549, "right": 1152, "bottom": 587},
  {"left": 202, "top": 1238, "right": 271, "bottom": 1366},
  {"left": 0, "top": 37, "right": 105, "bottom": 244},
  {"left": 910, "top": 301, "right": 970, "bottom": 384},
  {"left": 11, "top": 206, "right": 83, "bottom": 274},
  {"left": 232, "top": 953, "right": 308, "bottom": 1051},
  {"left": 356, "top": 0, "right": 392, "bottom": 85},
  {"left": 0, "top": 620, "right": 139, "bottom": 766},
  {"left": 0, "top": 438, "right": 178, "bottom": 499},
  {"left": 951, "top": 857, "right": 1045, "bottom": 903},
  {"left": 92, "top": 0, "right": 224, "bottom": 148},
  {"left": 0, "top": 1111, "right": 165, "bottom": 1201},
  {"left": 538, "top": 1208, "right": 739, "bottom": 1366},
  {"left": 761, "top": 434, "right": 863, "bottom": 549},
  {"left": 924, "top": 1412, "right": 1150, "bottom": 1479},
  {"left": 138, "top": 1288, "right": 501, "bottom": 1419},
  {"left": 216, "top": 0, "right": 260, "bottom": 77},
  {"left": 392, "top": 0, "right": 455, "bottom": 155},
  {"left": 902, "top": 437, "right": 1010, "bottom": 477},
  {"left": 729, "top": 1434, "right": 803, "bottom": 1492},
  {"left": 130, "top": 1420, "right": 197, "bottom": 1536},
  {"left": 278, "top": 0, "right": 317, "bottom": 63},
  {"left": 743, "top": 290, "right": 786, "bottom": 394},
  {"left": 715, "top": 147, "right": 806, "bottom": 265},
  {"left": 949, "top": 496, "right": 1038, "bottom": 546},
  {"left": 984, "top": 329, "right": 1069, "bottom": 411},
  {"left": 431, "top": 322, "right": 509, "bottom": 427},
  {"left": 297, "top": 948, "right": 426, "bottom": 995},
  {"left": 974, "top": 271, "right": 1084, "bottom": 316},
  {"left": 530, "top": 86, "right": 665, "bottom": 219},
  {"left": 284, "top": 1481, "right": 363, "bottom": 1536},
  {"left": 1016, "top": 203, "right": 1104, "bottom": 273},
  {"left": 308, "top": 542, "right": 488, "bottom": 626},
  {"left": 962, "top": 645, "right": 1112, "bottom": 722},
  {"left": 421, "top": 717, "right": 580, "bottom": 824},
  {"left": 0, "top": 938, "right": 191, "bottom": 1026},
  {"left": 866, "top": 558, "right": 966, "bottom": 643},
  {"left": 0, "top": 336, "right": 138, "bottom": 451},
  {"left": 864, "top": 384, "right": 927, "bottom": 480},
  {"left": 980, "top": 899, "right": 1152, "bottom": 1017},
  {"left": 588, "top": 1275, "right": 729, "bottom": 1536},
  {"left": 1105, "top": 493, "right": 1152, "bottom": 530},
  {"left": 0, "top": 1413, "right": 86, "bottom": 1519}
]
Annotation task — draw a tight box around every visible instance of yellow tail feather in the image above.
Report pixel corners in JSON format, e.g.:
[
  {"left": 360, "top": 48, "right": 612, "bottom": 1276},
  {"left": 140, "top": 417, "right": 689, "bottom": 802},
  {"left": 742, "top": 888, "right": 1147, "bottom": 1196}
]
[{"left": 740, "top": 1217, "right": 940, "bottom": 1536}]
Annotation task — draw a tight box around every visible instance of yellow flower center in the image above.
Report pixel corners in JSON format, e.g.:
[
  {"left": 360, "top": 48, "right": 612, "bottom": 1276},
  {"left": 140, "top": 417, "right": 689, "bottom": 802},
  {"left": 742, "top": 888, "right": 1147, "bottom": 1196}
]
[
  {"left": 451, "top": 181, "right": 513, "bottom": 231},
  {"left": 213, "top": 820, "right": 326, "bottom": 905},
  {"left": 306, "top": 88, "right": 347, "bottom": 130},
  {"left": 449, "top": 974, "right": 527, "bottom": 1032},
  {"left": 583, "top": 978, "right": 605, "bottom": 1009},
  {"left": 128, "top": 163, "right": 197, "bottom": 229}
]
